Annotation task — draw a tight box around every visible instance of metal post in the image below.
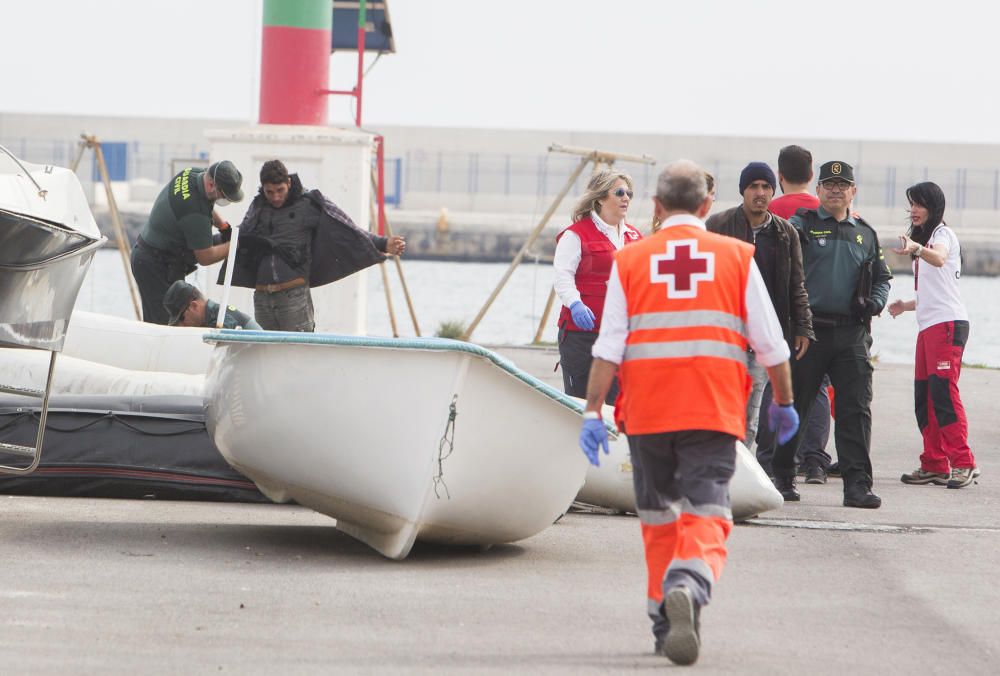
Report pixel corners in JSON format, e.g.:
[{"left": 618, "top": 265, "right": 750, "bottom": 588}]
[
  {"left": 369, "top": 181, "right": 398, "bottom": 337},
  {"left": 532, "top": 288, "right": 557, "bottom": 344},
  {"left": 68, "top": 139, "right": 87, "bottom": 173},
  {"left": 355, "top": 0, "right": 367, "bottom": 126},
  {"left": 376, "top": 136, "right": 386, "bottom": 236},
  {"left": 371, "top": 166, "right": 420, "bottom": 335},
  {"left": 217, "top": 224, "right": 241, "bottom": 328}
]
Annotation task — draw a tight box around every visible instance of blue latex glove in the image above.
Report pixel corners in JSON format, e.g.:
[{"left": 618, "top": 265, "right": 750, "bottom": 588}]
[
  {"left": 569, "top": 300, "right": 596, "bottom": 331},
  {"left": 768, "top": 401, "right": 800, "bottom": 445},
  {"left": 579, "top": 417, "right": 610, "bottom": 466}
]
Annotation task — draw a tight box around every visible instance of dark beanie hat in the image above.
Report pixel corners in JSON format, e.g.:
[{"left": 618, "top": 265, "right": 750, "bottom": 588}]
[{"left": 739, "top": 162, "right": 777, "bottom": 195}]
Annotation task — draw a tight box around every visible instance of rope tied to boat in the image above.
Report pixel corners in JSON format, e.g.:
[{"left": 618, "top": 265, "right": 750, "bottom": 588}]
[{"left": 433, "top": 394, "right": 458, "bottom": 499}]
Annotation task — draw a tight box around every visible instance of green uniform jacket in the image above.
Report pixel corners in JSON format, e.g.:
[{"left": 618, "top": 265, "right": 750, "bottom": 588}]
[
  {"left": 790, "top": 206, "right": 892, "bottom": 318},
  {"left": 140, "top": 168, "right": 214, "bottom": 265},
  {"left": 203, "top": 300, "right": 261, "bottom": 330}
]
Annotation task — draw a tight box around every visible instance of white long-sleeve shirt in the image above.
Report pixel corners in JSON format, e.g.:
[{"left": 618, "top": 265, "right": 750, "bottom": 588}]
[
  {"left": 592, "top": 214, "right": 790, "bottom": 367},
  {"left": 552, "top": 211, "right": 633, "bottom": 308}
]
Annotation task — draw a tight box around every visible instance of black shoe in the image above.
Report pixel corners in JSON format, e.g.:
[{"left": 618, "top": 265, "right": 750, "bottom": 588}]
[
  {"left": 827, "top": 462, "right": 841, "bottom": 478},
  {"left": 805, "top": 464, "right": 828, "bottom": 485},
  {"left": 773, "top": 475, "right": 800, "bottom": 501},
  {"left": 843, "top": 480, "right": 881, "bottom": 509}
]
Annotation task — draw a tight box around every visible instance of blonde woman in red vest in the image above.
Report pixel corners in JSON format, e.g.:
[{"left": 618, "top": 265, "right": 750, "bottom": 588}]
[
  {"left": 553, "top": 170, "right": 642, "bottom": 403},
  {"left": 580, "top": 160, "right": 798, "bottom": 665}
]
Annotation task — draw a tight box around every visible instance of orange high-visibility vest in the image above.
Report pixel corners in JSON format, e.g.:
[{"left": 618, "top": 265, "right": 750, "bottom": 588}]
[{"left": 614, "top": 223, "right": 754, "bottom": 437}]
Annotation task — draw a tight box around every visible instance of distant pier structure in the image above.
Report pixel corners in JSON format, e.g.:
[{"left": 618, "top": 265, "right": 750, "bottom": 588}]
[{"left": 5, "top": 112, "right": 1000, "bottom": 274}]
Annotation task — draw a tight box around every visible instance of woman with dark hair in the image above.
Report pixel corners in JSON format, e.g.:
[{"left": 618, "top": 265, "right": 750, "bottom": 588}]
[
  {"left": 889, "top": 182, "right": 977, "bottom": 489},
  {"left": 553, "top": 170, "right": 642, "bottom": 403}
]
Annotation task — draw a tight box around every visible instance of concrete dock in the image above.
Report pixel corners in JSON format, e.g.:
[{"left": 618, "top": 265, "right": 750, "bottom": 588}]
[{"left": 1, "top": 357, "right": 997, "bottom": 674}]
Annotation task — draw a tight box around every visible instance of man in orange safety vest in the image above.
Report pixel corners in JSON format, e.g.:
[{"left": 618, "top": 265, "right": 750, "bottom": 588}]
[{"left": 579, "top": 159, "right": 799, "bottom": 666}]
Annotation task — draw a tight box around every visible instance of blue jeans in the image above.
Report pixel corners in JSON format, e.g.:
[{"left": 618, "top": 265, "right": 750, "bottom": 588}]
[{"left": 253, "top": 285, "right": 315, "bottom": 332}]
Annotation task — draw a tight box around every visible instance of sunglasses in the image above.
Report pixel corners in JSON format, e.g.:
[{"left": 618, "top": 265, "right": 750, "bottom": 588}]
[{"left": 613, "top": 188, "right": 634, "bottom": 199}]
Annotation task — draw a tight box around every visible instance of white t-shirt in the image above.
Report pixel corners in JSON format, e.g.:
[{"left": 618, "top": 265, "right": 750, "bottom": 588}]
[{"left": 914, "top": 225, "right": 968, "bottom": 331}]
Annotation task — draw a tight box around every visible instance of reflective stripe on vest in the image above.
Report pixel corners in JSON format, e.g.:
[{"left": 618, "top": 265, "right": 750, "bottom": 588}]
[
  {"left": 628, "top": 309, "right": 747, "bottom": 335},
  {"left": 624, "top": 339, "right": 746, "bottom": 363},
  {"left": 614, "top": 225, "right": 754, "bottom": 437}
]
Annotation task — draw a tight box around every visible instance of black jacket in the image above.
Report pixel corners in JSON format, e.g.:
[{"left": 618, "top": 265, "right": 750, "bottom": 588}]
[
  {"left": 219, "top": 174, "right": 388, "bottom": 289},
  {"left": 705, "top": 206, "right": 814, "bottom": 346}
]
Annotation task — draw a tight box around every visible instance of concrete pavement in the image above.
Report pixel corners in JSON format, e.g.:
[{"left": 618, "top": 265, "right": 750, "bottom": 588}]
[{"left": 1, "top": 359, "right": 997, "bottom": 674}]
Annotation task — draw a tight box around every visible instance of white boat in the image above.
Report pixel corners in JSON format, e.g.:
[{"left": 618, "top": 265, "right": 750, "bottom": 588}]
[
  {"left": 0, "top": 146, "right": 105, "bottom": 475},
  {"left": 11, "top": 312, "right": 783, "bottom": 526},
  {"left": 62, "top": 311, "right": 212, "bottom": 375},
  {"left": 574, "top": 408, "right": 783, "bottom": 521},
  {"left": 202, "top": 330, "right": 593, "bottom": 559},
  {"left": 0, "top": 146, "right": 105, "bottom": 352}
]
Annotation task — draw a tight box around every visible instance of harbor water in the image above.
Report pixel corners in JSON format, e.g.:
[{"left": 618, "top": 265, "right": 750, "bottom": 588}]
[{"left": 76, "top": 250, "right": 1000, "bottom": 368}]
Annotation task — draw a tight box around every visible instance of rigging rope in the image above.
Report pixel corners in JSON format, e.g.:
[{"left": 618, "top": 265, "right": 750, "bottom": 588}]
[{"left": 433, "top": 394, "right": 458, "bottom": 499}]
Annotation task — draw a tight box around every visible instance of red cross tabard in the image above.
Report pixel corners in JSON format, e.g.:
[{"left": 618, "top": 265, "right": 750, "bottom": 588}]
[{"left": 649, "top": 239, "right": 715, "bottom": 299}]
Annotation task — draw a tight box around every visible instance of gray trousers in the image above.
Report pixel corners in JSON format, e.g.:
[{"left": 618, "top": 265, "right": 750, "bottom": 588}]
[
  {"left": 557, "top": 328, "right": 618, "bottom": 405},
  {"left": 628, "top": 429, "right": 736, "bottom": 644},
  {"left": 743, "top": 351, "right": 769, "bottom": 450},
  {"left": 253, "top": 285, "right": 315, "bottom": 332}
]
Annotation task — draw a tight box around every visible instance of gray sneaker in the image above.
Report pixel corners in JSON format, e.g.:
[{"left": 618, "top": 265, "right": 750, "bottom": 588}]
[
  {"left": 900, "top": 468, "right": 949, "bottom": 485},
  {"left": 947, "top": 466, "right": 976, "bottom": 489},
  {"left": 661, "top": 587, "right": 701, "bottom": 666}
]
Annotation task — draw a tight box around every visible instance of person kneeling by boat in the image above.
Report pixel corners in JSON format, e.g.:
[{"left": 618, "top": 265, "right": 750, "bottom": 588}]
[
  {"left": 579, "top": 160, "right": 799, "bottom": 666},
  {"left": 163, "top": 280, "right": 261, "bottom": 330},
  {"left": 221, "top": 160, "right": 406, "bottom": 332}
]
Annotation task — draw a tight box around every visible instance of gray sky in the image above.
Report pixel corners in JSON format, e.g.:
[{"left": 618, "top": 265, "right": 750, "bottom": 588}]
[{"left": 2, "top": 0, "right": 997, "bottom": 144}]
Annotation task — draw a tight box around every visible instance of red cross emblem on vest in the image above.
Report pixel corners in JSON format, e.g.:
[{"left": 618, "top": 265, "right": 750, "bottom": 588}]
[{"left": 649, "top": 239, "right": 715, "bottom": 298}]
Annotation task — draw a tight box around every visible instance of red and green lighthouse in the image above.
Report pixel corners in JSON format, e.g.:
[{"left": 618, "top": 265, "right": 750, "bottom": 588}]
[{"left": 259, "top": 0, "right": 332, "bottom": 125}]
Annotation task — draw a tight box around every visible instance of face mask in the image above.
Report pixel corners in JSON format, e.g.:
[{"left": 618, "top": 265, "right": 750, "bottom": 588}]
[{"left": 215, "top": 198, "right": 231, "bottom": 207}]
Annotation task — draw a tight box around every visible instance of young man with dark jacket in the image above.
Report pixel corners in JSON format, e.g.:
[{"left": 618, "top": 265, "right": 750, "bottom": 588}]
[
  {"left": 706, "top": 161, "right": 813, "bottom": 452},
  {"left": 222, "top": 160, "right": 405, "bottom": 331}
]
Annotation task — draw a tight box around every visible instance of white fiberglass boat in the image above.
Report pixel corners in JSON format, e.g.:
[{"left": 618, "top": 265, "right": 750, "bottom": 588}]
[
  {"left": 0, "top": 146, "right": 105, "bottom": 352},
  {"left": 3, "top": 312, "right": 783, "bottom": 528},
  {"left": 202, "top": 330, "right": 593, "bottom": 559},
  {"left": 0, "top": 146, "right": 105, "bottom": 475}
]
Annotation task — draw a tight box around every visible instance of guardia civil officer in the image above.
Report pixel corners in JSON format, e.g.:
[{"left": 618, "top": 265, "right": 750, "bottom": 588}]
[
  {"left": 163, "top": 281, "right": 261, "bottom": 330},
  {"left": 771, "top": 161, "right": 892, "bottom": 508},
  {"left": 131, "top": 161, "right": 244, "bottom": 325}
]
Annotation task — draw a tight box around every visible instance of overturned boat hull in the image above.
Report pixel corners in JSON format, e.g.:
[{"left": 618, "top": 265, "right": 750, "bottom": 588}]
[{"left": 203, "top": 332, "right": 592, "bottom": 559}]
